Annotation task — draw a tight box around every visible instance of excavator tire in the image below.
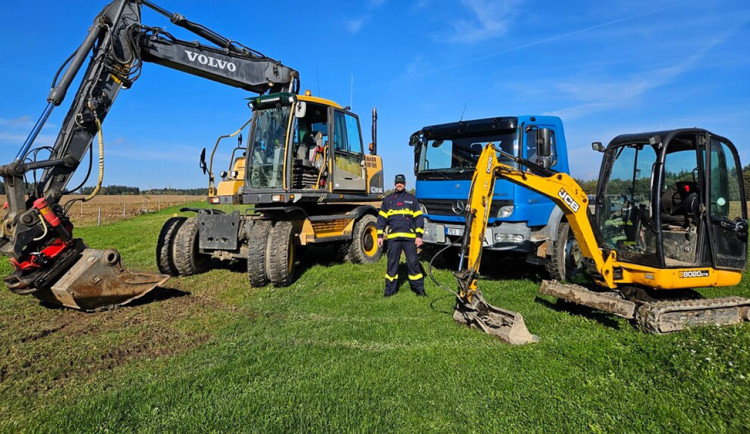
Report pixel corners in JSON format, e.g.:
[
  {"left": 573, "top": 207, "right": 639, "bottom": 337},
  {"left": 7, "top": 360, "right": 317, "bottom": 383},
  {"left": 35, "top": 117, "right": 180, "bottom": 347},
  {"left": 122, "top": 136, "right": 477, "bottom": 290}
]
[
  {"left": 247, "top": 220, "right": 272, "bottom": 287},
  {"left": 335, "top": 240, "right": 351, "bottom": 262},
  {"left": 346, "top": 215, "right": 382, "bottom": 264},
  {"left": 173, "top": 217, "right": 210, "bottom": 276},
  {"left": 267, "top": 220, "right": 296, "bottom": 287},
  {"left": 156, "top": 217, "right": 187, "bottom": 276},
  {"left": 546, "top": 221, "right": 584, "bottom": 282}
]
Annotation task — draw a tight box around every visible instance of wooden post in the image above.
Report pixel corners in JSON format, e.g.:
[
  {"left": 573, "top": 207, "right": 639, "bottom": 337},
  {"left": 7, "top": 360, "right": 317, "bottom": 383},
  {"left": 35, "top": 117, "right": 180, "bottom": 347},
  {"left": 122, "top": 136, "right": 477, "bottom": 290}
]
[
  {"left": 122, "top": 202, "right": 126, "bottom": 218},
  {"left": 97, "top": 206, "right": 101, "bottom": 226}
]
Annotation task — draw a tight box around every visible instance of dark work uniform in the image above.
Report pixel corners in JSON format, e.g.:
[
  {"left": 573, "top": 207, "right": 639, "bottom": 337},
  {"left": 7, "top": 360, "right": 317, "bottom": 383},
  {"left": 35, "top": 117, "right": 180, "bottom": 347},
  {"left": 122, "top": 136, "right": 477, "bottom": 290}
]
[{"left": 376, "top": 190, "right": 425, "bottom": 295}]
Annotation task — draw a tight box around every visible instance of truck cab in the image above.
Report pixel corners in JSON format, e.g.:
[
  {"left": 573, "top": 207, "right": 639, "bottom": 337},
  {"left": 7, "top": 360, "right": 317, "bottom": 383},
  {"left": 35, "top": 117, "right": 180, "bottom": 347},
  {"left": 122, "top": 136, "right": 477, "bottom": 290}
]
[{"left": 411, "top": 116, "right": 580, "bottom": 279}]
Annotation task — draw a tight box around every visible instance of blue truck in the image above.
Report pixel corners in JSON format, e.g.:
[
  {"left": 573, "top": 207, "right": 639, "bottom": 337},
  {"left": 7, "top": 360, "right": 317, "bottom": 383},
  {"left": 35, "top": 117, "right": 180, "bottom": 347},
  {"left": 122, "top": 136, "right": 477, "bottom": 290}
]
[{"left": 409, "top": 115, "right": 583, "bottom": 280}]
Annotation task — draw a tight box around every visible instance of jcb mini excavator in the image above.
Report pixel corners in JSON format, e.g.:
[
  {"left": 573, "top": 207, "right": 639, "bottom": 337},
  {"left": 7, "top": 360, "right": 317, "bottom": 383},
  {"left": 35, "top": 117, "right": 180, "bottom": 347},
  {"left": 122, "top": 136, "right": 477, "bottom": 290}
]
[
  {"left": 451, "top": 126, "right": 750, "bottom": 344},
  {"left": 0, "top": 0, "right": 384, "bottom": 311}
]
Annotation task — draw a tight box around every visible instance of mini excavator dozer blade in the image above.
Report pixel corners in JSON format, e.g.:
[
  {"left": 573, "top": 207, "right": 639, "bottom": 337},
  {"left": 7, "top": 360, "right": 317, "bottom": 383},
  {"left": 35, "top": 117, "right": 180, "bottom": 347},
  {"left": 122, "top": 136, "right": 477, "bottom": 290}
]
[
  {"left": 5, "top": 242, "right": 169, "bottom": 311},
  {"left": 453, "top": 292, "right": 539, "bottom": 345}
]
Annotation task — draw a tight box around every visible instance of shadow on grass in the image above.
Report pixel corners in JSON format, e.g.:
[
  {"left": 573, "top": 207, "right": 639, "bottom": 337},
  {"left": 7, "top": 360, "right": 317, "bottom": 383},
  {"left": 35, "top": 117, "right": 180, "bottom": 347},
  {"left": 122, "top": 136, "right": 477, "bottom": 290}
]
[{"left": 535, "top": 296, "right": 624, "bottom": 330}]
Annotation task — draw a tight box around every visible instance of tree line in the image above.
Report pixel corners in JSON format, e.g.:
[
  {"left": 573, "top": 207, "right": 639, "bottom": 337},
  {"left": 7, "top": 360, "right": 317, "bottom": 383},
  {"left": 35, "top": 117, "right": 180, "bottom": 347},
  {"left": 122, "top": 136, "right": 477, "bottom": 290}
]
[{"left": 0, "top": 184, "right": 206, "bottom": 196}]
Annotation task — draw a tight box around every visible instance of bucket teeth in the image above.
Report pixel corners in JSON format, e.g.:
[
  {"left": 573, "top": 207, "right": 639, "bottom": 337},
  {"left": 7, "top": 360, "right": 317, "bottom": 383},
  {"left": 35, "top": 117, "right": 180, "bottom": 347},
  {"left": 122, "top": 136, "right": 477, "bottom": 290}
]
[{"left": 453, "top": 294, "right": 539, "bottom": 345}]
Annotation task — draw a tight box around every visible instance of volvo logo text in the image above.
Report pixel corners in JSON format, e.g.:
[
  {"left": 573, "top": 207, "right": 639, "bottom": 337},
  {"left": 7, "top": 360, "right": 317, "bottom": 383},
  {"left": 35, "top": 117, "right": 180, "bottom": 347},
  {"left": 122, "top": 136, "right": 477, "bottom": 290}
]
[
  {"left": 185, "top": 50, "right": 237, "bottom": 72},
  {"left": 451, "top": 200, "right": 466, "bottom": 215}
]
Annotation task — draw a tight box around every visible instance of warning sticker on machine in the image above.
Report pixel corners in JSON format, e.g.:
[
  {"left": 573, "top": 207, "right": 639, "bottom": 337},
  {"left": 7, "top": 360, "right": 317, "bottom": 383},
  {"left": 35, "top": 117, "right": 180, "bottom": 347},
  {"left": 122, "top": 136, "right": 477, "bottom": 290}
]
[{"left": 680, "top": 270, "right": 710, "bottom": 278}]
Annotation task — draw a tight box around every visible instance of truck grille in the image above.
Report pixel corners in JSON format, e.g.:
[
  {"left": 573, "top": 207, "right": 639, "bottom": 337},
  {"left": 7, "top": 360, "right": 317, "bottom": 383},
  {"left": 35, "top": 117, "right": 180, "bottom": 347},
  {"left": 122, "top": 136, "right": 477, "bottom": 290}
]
[{"left": 421, "top": 199, "right": 511, "bottom": 217}]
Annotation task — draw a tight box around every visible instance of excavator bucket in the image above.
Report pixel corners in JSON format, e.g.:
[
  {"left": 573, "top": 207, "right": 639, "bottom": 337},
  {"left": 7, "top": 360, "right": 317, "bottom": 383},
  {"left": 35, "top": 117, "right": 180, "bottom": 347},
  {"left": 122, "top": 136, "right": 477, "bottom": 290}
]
[
  {"left": 38, "top": 248, "right": 169, "bottom": 311},
  {"left": 453, "top": 293, "right": 539, "bottom": 345}
]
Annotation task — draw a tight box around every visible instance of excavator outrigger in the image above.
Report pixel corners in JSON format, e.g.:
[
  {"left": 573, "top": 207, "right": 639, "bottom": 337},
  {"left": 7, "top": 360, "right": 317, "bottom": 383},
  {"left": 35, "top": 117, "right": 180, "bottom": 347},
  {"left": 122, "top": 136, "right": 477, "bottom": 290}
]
[
  {"left": 0, "top": 0, "right": 299, "bottom": 310},
  {"left": 452, "top": 126, "right": 750, "bottom": 344}
]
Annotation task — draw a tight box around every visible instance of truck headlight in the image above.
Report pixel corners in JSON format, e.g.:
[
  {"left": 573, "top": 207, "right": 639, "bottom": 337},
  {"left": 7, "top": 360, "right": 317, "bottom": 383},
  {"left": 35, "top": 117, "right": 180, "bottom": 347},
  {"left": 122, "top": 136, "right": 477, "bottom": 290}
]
[{"left": 497, "top": 205, "right": 514, "bottom": 218}]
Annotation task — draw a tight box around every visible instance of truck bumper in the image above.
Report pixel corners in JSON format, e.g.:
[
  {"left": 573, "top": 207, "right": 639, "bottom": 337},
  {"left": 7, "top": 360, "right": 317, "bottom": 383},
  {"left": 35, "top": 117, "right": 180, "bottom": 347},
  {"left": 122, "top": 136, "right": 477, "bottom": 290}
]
[{"left": 422, "top": 219, "right": 532, "bottom": 252}]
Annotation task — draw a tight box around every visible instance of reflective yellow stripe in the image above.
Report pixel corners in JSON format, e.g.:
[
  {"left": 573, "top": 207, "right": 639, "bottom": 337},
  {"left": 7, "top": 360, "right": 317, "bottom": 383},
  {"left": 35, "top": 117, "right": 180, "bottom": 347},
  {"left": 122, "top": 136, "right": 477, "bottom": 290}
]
[
  {"left": 416, "top": 228, "right": 424, "bottom": 234},
  {"left": 385, "top": 209, "right": 421, "bottom": 217},
  {"left": 376, "top": 229, "right": 384, "bottom": 235},
  {"left": 408, "top": 273, "right": 423, "bottom": 280},
  {"left": 378, "top": 210, "right": 388, "bottom": 218},
  {"left": 384, "top": 274, "right": 396, "bottom": 281},
  {"left": 387, "top": 232, "right": 416, "bottom": 239}
]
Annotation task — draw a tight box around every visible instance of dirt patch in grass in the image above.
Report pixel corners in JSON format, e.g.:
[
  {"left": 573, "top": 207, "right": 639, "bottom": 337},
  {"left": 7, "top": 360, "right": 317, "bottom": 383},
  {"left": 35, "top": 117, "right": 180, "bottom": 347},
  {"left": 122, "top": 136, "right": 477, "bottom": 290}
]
[{"left": 0, "top": 289, "right": 237, "bottom": 391}]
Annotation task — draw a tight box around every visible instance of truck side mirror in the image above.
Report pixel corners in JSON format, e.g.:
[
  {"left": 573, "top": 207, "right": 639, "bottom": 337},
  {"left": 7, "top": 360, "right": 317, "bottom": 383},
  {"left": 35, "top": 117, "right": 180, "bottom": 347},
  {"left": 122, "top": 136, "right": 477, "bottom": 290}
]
[
  {"left": 537, "top": 128, "right": 552, "bottom": 169},
  {"left": 238, "top": 134, "right": 243, "bottom": 147},
  {"left": 592, "top": 142, "right": 604, "bottom": 152}
]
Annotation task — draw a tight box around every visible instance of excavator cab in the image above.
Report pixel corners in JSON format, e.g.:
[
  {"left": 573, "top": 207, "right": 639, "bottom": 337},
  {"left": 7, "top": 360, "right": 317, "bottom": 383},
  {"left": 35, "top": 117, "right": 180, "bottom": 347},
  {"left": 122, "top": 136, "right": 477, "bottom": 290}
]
[{"left": 595, "top": 129, "right": 748, "bottom": 274}]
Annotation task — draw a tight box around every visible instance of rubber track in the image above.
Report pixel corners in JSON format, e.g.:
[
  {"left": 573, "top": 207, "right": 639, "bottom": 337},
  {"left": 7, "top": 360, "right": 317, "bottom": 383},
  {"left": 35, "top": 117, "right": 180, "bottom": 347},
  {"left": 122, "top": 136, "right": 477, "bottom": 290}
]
[
  {"left": 156, "top": 216, "right": 186, "bottom": 276},
  {"left": 635, "top": 296, "right": 750, "bottom": 334}
]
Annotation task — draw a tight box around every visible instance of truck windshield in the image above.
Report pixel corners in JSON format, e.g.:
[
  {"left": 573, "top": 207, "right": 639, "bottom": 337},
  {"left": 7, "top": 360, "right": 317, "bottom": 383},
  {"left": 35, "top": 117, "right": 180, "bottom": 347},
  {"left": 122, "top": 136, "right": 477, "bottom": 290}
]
[
  {"left": 418, "top": 132, "right": 518, "bottom": 174},
  {"left": 246, "top": 106, "right": 291, "bottom": 189}
]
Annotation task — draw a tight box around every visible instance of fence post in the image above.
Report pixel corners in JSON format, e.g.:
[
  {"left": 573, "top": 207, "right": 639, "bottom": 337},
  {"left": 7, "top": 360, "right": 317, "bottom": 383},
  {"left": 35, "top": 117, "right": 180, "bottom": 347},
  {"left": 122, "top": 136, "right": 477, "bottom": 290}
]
[
  {"left": 122, "top": 202, "right": 126, "bottom": 218},
  {"left": 80, "top": 201, "right": 83, "bottom": 218},
  {"left": 97, "top": 206, "right": 101, "bottom": 226}
]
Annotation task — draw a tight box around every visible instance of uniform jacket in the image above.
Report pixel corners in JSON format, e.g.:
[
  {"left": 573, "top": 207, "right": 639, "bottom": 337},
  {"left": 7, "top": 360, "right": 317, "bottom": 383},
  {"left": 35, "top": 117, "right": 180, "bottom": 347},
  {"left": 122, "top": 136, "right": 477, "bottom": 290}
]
[{"left": 376, "top": 190, "right": 424, "bottom": 240}]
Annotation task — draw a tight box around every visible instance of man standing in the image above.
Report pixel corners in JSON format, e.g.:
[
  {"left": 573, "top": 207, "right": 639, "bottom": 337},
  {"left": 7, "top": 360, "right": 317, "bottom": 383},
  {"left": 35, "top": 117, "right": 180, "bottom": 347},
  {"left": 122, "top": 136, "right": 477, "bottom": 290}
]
[{"left": 376, "top": 174, "right": 426, "bottom": 297}]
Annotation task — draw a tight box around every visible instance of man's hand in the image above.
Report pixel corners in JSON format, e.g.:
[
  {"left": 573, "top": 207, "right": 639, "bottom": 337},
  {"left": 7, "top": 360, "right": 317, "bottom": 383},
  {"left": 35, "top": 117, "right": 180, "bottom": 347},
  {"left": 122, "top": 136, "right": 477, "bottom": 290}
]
[
  {"left": 415, "top": 238, "right": 423, "bottom": 248},
  {"left": 377, "top": 237, "right": 383, "bottom": 248}
]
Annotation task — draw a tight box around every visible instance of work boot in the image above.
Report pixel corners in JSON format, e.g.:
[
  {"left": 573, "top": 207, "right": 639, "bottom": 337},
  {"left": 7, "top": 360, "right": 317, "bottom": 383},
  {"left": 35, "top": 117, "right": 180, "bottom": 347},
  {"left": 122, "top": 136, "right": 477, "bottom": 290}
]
[{"left": 415, "top": 289, "right": 427, "bottom": 297}]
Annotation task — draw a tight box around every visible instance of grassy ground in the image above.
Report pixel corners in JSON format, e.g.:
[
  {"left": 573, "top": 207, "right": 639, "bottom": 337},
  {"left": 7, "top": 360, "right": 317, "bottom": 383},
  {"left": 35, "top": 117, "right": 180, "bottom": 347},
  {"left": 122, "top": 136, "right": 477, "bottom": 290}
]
[{"left": 1, "top": 205, "right": 749, "bottom": 432}]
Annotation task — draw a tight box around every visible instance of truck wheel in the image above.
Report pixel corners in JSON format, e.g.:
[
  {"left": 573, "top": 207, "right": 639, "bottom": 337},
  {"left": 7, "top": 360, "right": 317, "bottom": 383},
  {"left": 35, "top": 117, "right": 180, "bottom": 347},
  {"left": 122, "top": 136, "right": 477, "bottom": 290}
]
[
  {"left": 267, "top": 221, "right": 296, "bottom": 287},
  {"left": 247, "top": 220, "right": 272, "bottom": 287},
  {"left": 546, "top": 221, "right": 584, "bottom": 281},
  {"left": 346, "top": 215, "right": 382, "bottom": 264},
  {"left": 173, "top": 217, "right": 210, "bottom": 276},
  {"left": 156, "top": 216, "right": 186, "bottom": 276}
]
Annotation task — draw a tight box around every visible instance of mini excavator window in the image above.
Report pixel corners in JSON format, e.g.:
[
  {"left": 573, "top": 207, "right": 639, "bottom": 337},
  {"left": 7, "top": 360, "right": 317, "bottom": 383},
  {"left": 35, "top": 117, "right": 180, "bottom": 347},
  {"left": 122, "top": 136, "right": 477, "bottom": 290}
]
[{"left": 597, "top": 142, "right": 659, "bottom": 266}]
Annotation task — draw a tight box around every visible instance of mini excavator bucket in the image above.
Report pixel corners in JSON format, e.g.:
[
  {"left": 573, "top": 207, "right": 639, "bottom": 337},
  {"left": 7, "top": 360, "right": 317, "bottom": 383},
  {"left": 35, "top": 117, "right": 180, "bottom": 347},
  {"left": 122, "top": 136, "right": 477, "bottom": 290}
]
[
  {"left": 39, "top": 248, "right": 168, "bottom": 311},
  {"left": 453, "top": 292, "right": 539, "bottom": 345}
]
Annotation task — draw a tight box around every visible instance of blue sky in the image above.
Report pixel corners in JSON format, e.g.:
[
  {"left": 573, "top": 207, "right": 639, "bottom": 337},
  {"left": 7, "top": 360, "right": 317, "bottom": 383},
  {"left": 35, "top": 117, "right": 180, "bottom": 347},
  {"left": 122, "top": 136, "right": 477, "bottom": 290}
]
[{"left": 1, "top": 0, "right": 748, "bottom": 190}]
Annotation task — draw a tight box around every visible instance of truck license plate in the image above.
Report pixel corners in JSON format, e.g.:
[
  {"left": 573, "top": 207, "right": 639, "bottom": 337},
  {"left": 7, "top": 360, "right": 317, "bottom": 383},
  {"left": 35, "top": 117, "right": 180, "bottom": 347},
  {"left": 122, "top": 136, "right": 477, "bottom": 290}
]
[{"left": 446, "top": 227, "right": 464, "bottom": 236}]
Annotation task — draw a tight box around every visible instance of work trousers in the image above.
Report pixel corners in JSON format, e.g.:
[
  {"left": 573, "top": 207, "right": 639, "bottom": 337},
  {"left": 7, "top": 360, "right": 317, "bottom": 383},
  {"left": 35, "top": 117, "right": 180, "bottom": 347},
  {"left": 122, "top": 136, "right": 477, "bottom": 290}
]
[{"left": 384, "top": 239, "right": 425, "bottom": 295}]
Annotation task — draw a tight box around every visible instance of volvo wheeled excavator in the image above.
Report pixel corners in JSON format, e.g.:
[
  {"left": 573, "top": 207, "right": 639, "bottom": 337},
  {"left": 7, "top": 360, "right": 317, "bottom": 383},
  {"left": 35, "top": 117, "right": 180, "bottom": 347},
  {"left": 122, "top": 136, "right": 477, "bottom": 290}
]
[
  {"left": 0, "top": 0, "right": 384, "bottom": 311},
  {"left": 450, "top": 126, "right": 749, "bottom": 344}
]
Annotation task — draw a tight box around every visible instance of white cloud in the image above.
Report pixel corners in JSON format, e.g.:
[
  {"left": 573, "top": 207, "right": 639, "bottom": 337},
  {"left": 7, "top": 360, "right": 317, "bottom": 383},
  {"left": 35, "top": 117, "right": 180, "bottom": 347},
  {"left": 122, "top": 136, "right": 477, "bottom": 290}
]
[
  {"left": 346, "top": 17, "right": 367, "bottom": 35},
  {"left": 0, "top": 116, "right": 32, "bottom": 126},
  {"left": 447, "top": 0, "right": 523, "bottom": 43}
]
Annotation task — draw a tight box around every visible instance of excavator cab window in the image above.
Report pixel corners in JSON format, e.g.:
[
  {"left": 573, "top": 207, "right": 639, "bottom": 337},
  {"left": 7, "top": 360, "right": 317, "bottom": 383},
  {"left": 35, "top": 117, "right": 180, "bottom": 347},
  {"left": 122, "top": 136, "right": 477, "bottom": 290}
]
[
  {"left": 246, "top": 105, "right": 291, "bottom": 189},
  {"left": 598, "top": 143, "right": 659, "bottom": 266}
]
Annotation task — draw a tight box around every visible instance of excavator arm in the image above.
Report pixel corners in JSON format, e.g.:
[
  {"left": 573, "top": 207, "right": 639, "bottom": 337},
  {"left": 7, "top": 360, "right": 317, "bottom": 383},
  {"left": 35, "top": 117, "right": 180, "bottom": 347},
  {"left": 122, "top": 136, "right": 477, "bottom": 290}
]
[{"left": 0, "top": 0, "right": 299, "bottom": 310}]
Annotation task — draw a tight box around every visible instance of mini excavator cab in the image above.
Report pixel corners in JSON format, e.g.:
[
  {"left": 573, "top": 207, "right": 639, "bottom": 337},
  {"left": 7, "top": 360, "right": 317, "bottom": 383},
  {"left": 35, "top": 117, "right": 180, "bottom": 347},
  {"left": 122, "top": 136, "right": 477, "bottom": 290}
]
[{"left": 595, "top": 130, "right": 748, "bottom": 274}]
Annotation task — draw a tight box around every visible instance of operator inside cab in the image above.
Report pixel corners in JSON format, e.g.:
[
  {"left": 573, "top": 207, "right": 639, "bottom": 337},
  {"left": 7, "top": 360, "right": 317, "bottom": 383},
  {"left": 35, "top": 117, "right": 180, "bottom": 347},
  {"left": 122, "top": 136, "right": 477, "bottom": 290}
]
[{"left": 376, "top": 174, "right": 426, "bottom": 297}]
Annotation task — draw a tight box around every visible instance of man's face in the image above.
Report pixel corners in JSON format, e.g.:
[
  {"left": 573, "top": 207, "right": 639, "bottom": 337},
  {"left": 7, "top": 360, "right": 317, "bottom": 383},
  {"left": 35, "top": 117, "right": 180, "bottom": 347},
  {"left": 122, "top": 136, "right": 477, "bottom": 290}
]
[{"left": 395, "top": 182, "right": 405, "bottom": 192}]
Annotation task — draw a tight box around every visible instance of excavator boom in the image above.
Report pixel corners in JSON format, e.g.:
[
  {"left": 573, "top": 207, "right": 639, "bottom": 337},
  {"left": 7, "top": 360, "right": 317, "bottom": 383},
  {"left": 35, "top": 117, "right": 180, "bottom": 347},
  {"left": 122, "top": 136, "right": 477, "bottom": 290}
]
[{"left": 0, "top": 0, "right": 298, "bottom": 310}]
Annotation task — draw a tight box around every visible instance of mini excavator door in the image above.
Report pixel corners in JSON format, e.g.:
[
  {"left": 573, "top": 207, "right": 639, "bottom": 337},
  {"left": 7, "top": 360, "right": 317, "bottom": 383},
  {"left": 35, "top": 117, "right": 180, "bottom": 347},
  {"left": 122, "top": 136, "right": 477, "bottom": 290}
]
[{"left": 704, "top": 134, "right": 748, "bottom": 270}]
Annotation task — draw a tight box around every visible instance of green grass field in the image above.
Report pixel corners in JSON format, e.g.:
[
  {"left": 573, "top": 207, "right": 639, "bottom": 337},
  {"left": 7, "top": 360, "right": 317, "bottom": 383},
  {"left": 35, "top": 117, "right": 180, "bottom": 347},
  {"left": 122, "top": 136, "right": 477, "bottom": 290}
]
[{"left": 1, "top": 204, "right": 749, "bottom": 432}]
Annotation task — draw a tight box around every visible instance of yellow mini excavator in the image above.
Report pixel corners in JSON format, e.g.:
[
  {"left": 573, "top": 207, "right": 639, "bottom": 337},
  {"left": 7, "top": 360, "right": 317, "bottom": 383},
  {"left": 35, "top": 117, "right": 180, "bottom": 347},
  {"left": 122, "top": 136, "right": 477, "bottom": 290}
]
[{"left": 450, "top": 127, "right": 749, "bottom": 344}]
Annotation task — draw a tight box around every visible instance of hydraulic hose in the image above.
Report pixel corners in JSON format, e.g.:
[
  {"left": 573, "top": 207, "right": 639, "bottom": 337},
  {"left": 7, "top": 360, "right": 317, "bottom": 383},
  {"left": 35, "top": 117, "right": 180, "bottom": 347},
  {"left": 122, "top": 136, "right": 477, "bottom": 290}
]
[{"left": 83, "top": 113, "right": 105, "bottom": 202}]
